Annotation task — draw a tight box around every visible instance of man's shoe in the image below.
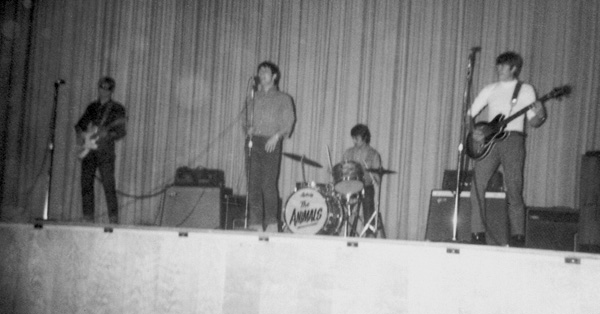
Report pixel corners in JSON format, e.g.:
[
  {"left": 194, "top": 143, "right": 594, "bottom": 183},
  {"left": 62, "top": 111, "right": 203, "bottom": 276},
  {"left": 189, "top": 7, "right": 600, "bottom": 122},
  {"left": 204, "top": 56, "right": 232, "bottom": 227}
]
[
  {"left": 471, "top": 232, "right": 487, "bottom": 245},
  {"left": 509, "top": 234, "right": 525, "bottom": 248}
]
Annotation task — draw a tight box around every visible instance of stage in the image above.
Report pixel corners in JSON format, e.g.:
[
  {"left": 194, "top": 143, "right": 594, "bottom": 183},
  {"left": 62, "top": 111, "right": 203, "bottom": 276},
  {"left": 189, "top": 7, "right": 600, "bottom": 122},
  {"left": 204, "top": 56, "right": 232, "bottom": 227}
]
[{"left": 1, "top": 222, "right": 599, "bottom": 314}]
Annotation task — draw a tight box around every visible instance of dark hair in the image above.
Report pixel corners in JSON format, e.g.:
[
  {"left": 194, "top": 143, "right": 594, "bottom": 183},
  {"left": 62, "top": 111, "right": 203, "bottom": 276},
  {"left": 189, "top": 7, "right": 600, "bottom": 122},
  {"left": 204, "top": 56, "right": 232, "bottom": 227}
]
[
  {"left": 350, "top": 124, "right": 371, "bottom": 144},
  {"left": 98, "top": 76, "right": 116, "bottom": 91},
  {"left": 495, "top": 51, "right": 523, "bottom": 77},
  {"left": 257, "top": 61, "right": 281, "bottom": 86}
]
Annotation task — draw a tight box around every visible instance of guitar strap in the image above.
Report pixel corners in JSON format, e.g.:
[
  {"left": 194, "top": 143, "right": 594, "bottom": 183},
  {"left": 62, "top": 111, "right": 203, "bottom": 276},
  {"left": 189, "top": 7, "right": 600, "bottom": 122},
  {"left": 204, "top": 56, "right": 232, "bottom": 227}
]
[
  {"left": 510, "top": 81, "right": 523, "bottom": 106},
  {"left": 98, "top": 101, "right": 113, "bottom": 127}
]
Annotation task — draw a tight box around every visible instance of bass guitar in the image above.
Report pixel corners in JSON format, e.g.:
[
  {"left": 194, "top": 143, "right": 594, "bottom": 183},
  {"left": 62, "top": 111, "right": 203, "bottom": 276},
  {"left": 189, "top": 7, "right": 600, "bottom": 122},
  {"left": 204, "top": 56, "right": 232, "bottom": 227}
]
[
  {"left": 466, "top": 85, "right": 571, "bottom": 161},
  {"left": 77, "top": 118, "right": 127, "bottom": 159}
]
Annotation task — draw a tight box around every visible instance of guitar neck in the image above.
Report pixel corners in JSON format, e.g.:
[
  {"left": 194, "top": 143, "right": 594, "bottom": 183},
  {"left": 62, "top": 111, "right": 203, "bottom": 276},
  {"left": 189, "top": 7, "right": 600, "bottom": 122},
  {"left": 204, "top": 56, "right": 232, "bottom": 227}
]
[
  {"left": 493, "top": 85, "right": 570, "bottom": 129},
  {"left": 499, "top": 102, "right": 536, "bottom": 127}
]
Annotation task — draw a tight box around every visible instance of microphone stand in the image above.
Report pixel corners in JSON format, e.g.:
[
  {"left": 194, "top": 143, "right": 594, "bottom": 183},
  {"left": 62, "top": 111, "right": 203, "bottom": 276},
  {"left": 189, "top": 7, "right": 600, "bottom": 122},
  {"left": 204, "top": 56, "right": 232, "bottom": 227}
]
[
  {"left": 244, "top": 77, "right": 256, "bottom": 229},
  {"left": 43, "top": 81, "right": 64, "bottom": 220},
  {"left": 450, "top": 47, "right": 479, "bottom": 242}
]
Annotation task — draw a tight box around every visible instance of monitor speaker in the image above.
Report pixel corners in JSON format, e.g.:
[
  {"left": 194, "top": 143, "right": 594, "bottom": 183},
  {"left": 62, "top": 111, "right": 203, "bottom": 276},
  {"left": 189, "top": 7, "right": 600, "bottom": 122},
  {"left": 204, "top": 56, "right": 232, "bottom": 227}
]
[
  {"left": 425, "top": 190, "right": 508, "bottom": 245},
  {"left": 161, "top": 186, "right": 222, "bottom": 229},
  {"left": 525, "top": 207, "right": 578, "bottom": 251}
]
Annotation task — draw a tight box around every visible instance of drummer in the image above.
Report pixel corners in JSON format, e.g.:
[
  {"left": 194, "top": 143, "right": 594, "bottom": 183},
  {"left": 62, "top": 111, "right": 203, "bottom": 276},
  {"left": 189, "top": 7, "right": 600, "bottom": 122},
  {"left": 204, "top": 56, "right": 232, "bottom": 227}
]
[{"left": 341, "top": 124, "right": 382, "bottom": 236}]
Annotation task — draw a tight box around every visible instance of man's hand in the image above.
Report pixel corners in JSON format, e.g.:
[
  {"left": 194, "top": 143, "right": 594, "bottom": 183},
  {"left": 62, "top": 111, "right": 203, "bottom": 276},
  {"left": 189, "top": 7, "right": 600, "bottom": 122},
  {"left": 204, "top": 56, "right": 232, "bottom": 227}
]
[
  {"left": 529, "top": 101, "right": 547, "bottom": 128},
  {"left": 265, "top": 133, "right": 280, "bottom": 153},
  {"left": 531, "top": 101, "right": 545, "bottom": 115}
]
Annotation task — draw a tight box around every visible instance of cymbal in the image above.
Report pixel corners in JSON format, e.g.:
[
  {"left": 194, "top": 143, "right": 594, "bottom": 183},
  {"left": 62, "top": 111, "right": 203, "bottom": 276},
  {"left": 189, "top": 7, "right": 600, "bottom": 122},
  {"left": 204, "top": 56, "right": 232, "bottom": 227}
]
[
  {"left": 366, "top": 167, "right": 397, "bottom": 175},
  {"left": 283, "top": 152, "right": 322, "bottom": 168}
]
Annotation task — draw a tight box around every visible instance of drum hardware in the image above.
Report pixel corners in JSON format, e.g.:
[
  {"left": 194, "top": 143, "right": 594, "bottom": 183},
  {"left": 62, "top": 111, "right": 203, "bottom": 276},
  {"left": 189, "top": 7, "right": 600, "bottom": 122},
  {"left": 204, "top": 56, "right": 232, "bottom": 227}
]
[{"left": 359, "top": 166, "right": 396, "bottom": 238}]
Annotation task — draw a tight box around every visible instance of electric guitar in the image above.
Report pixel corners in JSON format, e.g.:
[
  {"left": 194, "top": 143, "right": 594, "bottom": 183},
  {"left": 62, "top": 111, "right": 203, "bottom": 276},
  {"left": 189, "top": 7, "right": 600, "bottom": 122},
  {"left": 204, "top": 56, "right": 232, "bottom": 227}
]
[
  {"left": 77, "top": 118, "right": 127, "bottom": 159},
  {"left": 465, "top": 85, "right": 571, "bottom": 161}
]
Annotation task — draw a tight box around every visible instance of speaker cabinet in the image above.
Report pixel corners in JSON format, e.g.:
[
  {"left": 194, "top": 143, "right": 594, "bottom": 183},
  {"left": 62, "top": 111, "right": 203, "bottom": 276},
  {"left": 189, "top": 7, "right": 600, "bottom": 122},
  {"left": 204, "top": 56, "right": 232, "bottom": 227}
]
[
  {"left": 426, "top": 190, "right": 508, "bottom": 245},
  {"left": 161, "top": 186, "right": 222, "bottom": 229},
  {"left": 222, "top": 194, "right": 246, "bottom": 230},
  {"left": 579, "top": 152, "right": 600, "bottom": 251},
  {"left": 526, "top": 207, "right": 578, "bottom": 251}
]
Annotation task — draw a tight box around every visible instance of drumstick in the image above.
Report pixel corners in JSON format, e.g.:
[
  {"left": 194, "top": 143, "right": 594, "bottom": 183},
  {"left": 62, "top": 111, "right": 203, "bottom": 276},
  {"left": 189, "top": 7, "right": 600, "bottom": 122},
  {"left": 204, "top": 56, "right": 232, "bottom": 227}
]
[
  {"left": 361, "top": 160, "right": 379, "bottom": 187},
  {"left": 326, "top": 145, "right": 334, "bottom": 172}
]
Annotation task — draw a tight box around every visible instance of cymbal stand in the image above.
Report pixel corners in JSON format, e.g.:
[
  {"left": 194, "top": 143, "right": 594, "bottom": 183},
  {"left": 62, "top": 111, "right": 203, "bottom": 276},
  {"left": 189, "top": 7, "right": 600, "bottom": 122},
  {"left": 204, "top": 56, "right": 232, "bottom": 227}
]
[
  {"left": 300, "top": 155, "right": 307, "bottom": 184},
  {"left": 360, "top": 171, "right": 386, "bottom": 238}
]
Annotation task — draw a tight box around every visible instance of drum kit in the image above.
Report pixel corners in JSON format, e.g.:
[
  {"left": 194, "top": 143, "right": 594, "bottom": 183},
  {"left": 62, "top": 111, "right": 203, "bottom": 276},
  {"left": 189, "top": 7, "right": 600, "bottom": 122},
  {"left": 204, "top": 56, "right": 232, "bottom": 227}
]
[{"left": 281, "top": 151, "right": 396, "bottom": 237}]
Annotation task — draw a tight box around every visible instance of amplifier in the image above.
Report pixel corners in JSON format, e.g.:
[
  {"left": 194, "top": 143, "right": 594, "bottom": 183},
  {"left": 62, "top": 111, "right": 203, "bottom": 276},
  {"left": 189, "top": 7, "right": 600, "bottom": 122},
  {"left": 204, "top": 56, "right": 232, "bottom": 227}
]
[
  {"left": 161, "top": 186, "right": 222, "bottom": 229},
  {"left": 426, "top": 190, "right": 508, "bottom": 245},
  {"left": 442, "top": 170, "right": 504, "bottom": 192},
  {"left": 526, "top": 207, "right": 578, "bottom": 251}
]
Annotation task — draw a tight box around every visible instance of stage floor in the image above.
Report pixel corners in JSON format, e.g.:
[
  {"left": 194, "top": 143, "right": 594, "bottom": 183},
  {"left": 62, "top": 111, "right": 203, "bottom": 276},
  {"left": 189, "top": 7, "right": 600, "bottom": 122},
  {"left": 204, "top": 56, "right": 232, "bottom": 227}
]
[{"left": 1, "top": 222, "right": 599, "bottom": 314}]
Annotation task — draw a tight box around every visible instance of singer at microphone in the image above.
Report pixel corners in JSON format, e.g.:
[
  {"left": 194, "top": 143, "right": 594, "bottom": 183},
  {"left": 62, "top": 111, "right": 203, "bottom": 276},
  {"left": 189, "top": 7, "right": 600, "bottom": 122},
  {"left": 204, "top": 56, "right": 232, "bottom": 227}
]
[{"left": 241, "top": 61, "right": 296, "bottom": 232}]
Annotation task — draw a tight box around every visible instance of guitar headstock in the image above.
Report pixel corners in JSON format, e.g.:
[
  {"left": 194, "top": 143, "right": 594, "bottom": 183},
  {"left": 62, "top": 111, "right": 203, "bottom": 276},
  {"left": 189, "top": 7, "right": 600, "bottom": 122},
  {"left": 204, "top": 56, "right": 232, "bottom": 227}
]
[{"left": 540, "top": 85, "right": 572, "bottom": 102}]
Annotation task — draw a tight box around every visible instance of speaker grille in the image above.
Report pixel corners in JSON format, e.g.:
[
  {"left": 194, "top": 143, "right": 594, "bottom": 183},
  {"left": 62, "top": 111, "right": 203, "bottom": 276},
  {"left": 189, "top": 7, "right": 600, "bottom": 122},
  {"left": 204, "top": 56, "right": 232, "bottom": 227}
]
[
  {"left": 526, "top": 207, "right": 578, "bottom": 251},
  {"left": 161, "top": 186, "right": 222, "bottom": 229},
  {"left": 425, "top": 190, "right": 508, "bottom": 245}
]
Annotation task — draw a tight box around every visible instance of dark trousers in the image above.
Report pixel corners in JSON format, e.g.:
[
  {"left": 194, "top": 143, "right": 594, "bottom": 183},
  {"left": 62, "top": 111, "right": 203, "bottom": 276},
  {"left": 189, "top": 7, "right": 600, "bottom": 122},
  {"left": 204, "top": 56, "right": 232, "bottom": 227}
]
[
  {"left": 81, "top": 151, "right": 118, "bottom": 222},
  {"left": 470, "top": 132, "right": 525, "bottom": 235},
  {"left": 245, "top": 136, "right": 282, "bottom": 230}
]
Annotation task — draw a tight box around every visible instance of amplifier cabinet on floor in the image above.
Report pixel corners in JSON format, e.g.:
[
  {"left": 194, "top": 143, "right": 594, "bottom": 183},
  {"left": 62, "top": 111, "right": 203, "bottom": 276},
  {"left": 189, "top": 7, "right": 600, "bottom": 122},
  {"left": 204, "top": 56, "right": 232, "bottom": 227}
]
[
  {"left": 161, "top": 186, "right": 222, "bottom": 229},
  {"left": 579, "top": 152, "right": 600, "bottom": 251},
  {"left": 426, "top": 190, "right": 508, "bottom": 245},
  {"left": 526, "top": 207, "right": 578, "bottom": 252},
  {"left": 222, "top": 194, "right": 246, "bottom": 230}
]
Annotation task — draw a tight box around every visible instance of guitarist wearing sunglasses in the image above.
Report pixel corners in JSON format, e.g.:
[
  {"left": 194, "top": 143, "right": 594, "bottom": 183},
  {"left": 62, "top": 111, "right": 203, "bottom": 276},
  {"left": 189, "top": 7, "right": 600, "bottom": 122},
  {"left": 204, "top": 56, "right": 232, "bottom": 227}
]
[
  {"left": 75, "top": 76, "right": 127, "bottom": 224},
  {"left": 467, "top": 51, "right": 547, "bottom": 248}
]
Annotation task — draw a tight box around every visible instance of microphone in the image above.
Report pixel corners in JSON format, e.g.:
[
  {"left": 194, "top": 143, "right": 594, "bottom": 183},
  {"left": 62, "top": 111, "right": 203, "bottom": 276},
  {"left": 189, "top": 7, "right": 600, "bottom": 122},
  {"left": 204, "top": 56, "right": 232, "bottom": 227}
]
[
  {"left": 252, "top": 76, "right": 260, "bottom": 89},
  {"left": 55, "top": 79, "right": 66, "bottom": 85},
  {"left": 470, "top": 46, "right": 481, "bottom": 52}
]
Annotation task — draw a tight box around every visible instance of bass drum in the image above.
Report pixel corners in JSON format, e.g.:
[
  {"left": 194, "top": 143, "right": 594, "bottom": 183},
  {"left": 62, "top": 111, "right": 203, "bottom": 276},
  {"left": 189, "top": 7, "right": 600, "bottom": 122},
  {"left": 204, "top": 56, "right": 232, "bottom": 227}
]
[{"left": 282, "top": 188, "right": 342, "bottom": 235}]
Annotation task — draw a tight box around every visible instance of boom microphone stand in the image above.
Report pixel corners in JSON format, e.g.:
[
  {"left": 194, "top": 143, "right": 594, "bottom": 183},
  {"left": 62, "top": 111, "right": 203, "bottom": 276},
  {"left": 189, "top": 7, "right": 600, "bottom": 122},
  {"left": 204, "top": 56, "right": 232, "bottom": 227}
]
[{"left": 450, "top": 47, "right": 480, "bottom": 241}]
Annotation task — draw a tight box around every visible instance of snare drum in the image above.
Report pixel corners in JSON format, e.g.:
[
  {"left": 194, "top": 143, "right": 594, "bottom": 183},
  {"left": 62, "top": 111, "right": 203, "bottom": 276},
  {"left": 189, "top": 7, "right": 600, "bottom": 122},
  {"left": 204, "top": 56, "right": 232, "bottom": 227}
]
[
  {"left": 282, "top": 188, "right": 342, "bottom": 234},
  {"left": 332, "top": 161, "right": 364, "bottom": 195}
]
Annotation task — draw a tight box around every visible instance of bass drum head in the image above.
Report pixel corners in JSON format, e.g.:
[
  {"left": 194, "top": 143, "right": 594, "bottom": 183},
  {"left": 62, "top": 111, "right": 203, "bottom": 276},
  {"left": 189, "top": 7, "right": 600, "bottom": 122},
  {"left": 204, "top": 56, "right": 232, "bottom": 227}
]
[{"left": 283, "top": 188, "right": 340, "bottom": 234}]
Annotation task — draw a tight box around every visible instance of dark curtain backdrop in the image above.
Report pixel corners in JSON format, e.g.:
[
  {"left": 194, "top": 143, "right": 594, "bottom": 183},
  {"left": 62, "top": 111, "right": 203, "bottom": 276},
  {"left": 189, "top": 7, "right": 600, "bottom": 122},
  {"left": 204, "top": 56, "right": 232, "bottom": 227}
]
[{"left": 1, "top": 0, "right": 599, "bottom": 240}]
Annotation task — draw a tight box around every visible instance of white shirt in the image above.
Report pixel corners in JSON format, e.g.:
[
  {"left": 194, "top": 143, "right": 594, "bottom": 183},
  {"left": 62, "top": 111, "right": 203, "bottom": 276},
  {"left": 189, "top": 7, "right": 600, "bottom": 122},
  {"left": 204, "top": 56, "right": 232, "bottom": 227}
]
[{"left": 469, "top": 79, "right": 537, "bottom": 132}]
